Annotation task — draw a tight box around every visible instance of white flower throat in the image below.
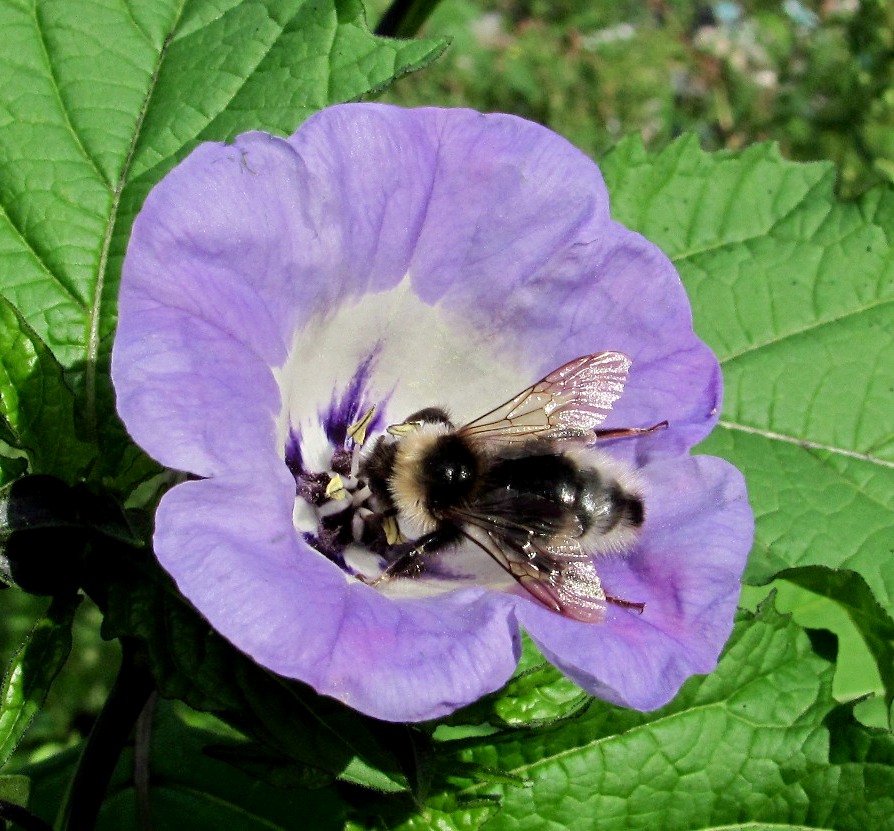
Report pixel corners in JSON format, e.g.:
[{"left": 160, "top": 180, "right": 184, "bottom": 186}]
[{"left": 284, "top": 348, "right": 660, "bottom": 620}]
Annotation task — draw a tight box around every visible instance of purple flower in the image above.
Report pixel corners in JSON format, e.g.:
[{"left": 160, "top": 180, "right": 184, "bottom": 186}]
[{"left": 112, "top": 104, "right": 753, "bottom": 722}]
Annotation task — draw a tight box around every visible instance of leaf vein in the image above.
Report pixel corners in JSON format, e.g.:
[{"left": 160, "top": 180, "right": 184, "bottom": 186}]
[
  {"left": 119, "top": 0, "right": 156, "bottom": 48},
  {"left": 805, "top": 448, "right": 894, "bottom": 515},
  {"left": 31, "top": 0, "right": 111, "bottom": 189},
  {"left": 670, "top": 174, "right": 833, "bottom": 261},
  {"left": 0, "top": 205, "right": 87, "bottom": 312},
  {"left": 719, "top": 297, "right": 894, "bottom": 365},
  {"left": 458, "top": 696, "right": 820, "bottom": 793},
  {"left": 85, "top": 3, "right": 187, "bottom": 436},
  {"left": 717, "top": 420, "right": 894, "bottom": 470}
]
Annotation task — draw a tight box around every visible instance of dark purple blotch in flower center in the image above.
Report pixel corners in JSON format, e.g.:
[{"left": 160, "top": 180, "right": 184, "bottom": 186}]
[
  {"left": 320, "top": 349, "right": 385, "bottom": 448},
  {"left": 284, "top": 354, "right": 398, "bottom": 577},
  {"left": 284, "top": 426, "right": 305, "bottom": 478}
]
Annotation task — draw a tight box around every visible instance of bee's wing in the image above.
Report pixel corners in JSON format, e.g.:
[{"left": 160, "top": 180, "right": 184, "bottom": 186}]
[
  {"left": 461, "top": 490, "right": 585, "bottom": 540},
  {"left": 456, "top": 519, "right": 607, "bottom": 623},
  {"left": 458, "top": 352, "right": 631, "bottom": 443}
]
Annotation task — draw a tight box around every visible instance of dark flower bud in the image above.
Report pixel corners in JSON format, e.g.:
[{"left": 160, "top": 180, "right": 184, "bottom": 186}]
[{"left": 0, "top": 474, "right": 88, "bottom": 595}]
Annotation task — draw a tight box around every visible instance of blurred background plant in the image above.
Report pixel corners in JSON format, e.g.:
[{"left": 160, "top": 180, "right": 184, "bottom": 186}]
[
  {"left": 371, "top": 0, "right": 894, "bottom": 198},
  {"left": 3, "top": 0, "right": 892, "bottom": 768}
]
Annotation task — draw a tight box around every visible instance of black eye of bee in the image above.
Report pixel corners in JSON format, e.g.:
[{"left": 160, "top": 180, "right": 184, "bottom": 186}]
[{"left": 422, "top": 435, "right": 478, "bottom": 511}]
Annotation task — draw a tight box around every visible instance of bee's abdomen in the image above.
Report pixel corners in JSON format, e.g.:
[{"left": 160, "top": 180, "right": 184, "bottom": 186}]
[
  {"left": 486, "top": 454, "right": 579, "bottom": 509},
  {"left": 487, "top": 451, "right": 644, "bottom": 542},
  {"left": 579, "top": 475, "right": 644, "bottom": 536}
]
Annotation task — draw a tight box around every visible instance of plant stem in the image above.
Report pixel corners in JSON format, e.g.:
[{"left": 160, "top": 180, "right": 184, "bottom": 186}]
[
  {"left": 134, "top": 692, "right": 158, "bottom": 831},
  {"left": 375, "top": 0, "right": 442, "bottom": 38},
  {"left": 0, "top": 800, "right": 54, "bottom": 831},
  {"left": 60, "top": 641, "right": 153, "bottom": 831}
]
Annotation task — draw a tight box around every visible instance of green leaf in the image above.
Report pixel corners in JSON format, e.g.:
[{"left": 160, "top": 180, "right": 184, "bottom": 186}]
[
  {"left": 0, "top": 594, "right": 80, "bottom": 766},
  {"left": 0, "top": 0, "right": 446, "bottom": 489},
  {"left": 601, "top": 137, "right": 894, "bottom": 611},
  {"left": 20, "top": 699, "right": 348, "bottom": 831},
  {"left": 347, "top": 794, "right": 502, "bottom": 831},
  {"left": 740, "top": 578, "right": 890, "bottom": 728},
  {"left": 783, "top": 568, "right": 894, "bottom": 720},
  {"left": 0, "top": 298, "right": 95, "bottom": 485},
  {"left": 0, "top": 773, "right": 29, "bottom": 807},
  {"left": 488, "top": 647, "right": 590, "bottom": 729},
  {"left": 0, "top": 455, "right": 28, "bottom": 489},
  {"left": 427, "top": 603, "right": 894, "bottom": 831},
  {"left": 442, "top": 635, "right": 590, "bottom": 731},
  {"left": 99, "top": 548, "right": 411, "bottom": 793},
  {"left": 202, "top": 741, "right": 334, "bottom": 790}
]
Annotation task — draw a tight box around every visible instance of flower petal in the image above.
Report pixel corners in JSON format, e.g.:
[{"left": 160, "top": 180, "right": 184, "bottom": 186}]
[
  {"left": 114, "top": 106, "right": 614, "bottom": 472},
  {"left": 154, "top": 471, "right": 522, "bottom": 722},
  {"left": 289, "top": 107, "right": 719, "bottom": 450},
  {"left": 114, "top": 103, "right": 752, "bottom": 722},
  {"left": 515, "top": 455, "right": 753, "bottom": 710},
  {"left": 111, "top": 303, "right": 282, "bottom": 477},
  {"left": 423, "top": 221, "right": 723, "bottom": 455}
]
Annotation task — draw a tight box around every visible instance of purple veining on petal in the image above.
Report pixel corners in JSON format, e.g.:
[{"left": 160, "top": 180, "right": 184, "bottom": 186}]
[
  {"left": 284, "top": 426, "right": 327, "bottom": 503},
  {"left": 321, "top": 348, "right": 382, "bottom": 447},
  {"left": 284, "top": 425, "right": 304, "bottom": 478}
]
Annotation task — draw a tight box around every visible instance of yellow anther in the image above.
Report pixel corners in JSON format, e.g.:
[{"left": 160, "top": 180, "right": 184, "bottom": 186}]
[
  {"left": 347, "top": 405, "right": 376, "bottom": 446},
  {"left": 386, "top": 420, "right": 419, "bottom": 437},
  {"left": 325, "top": 474, "right": 348, "bottom": 500},
  {"left": 382, "top": 515, "right": 406, "bottom": 546}
]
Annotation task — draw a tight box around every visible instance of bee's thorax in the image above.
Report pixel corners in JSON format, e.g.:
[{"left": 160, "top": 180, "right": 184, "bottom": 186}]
[
  {"left": 387, "top": 424, "right": 478, "bottom": 532},
  {"left": 418, "top": 434, "right": 479, "bottom": 511}
]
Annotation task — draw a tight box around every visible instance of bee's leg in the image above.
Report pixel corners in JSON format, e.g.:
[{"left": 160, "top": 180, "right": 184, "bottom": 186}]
[
  {"left": 594, "top": 421, "right": 668, "bottom": 441},
  {"left": 604, "top": 593, "right": 646, "bottom": 614},
  {"left": 372, "top": 526, "right": 462, "bottom": 584}
]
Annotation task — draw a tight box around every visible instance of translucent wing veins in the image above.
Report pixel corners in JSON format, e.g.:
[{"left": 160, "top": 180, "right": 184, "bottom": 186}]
[
  {"left": 457, "top": 522, "right": 607, "bottom": 623},
  {"left": 459, "top": 351, "right": 631, "bottom": 442}
]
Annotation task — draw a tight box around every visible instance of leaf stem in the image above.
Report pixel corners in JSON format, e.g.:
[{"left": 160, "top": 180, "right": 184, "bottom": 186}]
[
  {"left": 0, "top": 800, "right": 54, "bottom": 831},
  {"left": 134, "top": 692, "right": 157, "bottom": 831},
  {"left": 60, "top": 641, "right": 153, "bottom": 831},
  {"left": 375, "top": 0, "right": 442, "bottom": 38}
]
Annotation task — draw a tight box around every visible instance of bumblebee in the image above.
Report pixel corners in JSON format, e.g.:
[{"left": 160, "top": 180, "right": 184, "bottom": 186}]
[{"left": 359, "top": 353, "right": 665, "bottom": 622}]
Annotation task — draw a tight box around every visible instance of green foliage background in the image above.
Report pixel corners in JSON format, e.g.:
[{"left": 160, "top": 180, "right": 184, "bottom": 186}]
[
  {"left": 372, "top": 0, "right": 894, "bottom": 198},
  {"left": 0, "top": 1, "right": 892, "bottom": 829}
]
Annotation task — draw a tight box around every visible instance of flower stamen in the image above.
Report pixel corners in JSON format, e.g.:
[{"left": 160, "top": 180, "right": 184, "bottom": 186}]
[
  {"left": 325, "top": 474, "right": 348, "bottom": 500},
  {"left": 285, "top": 400, "right": 402, "bottom": 579}
]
